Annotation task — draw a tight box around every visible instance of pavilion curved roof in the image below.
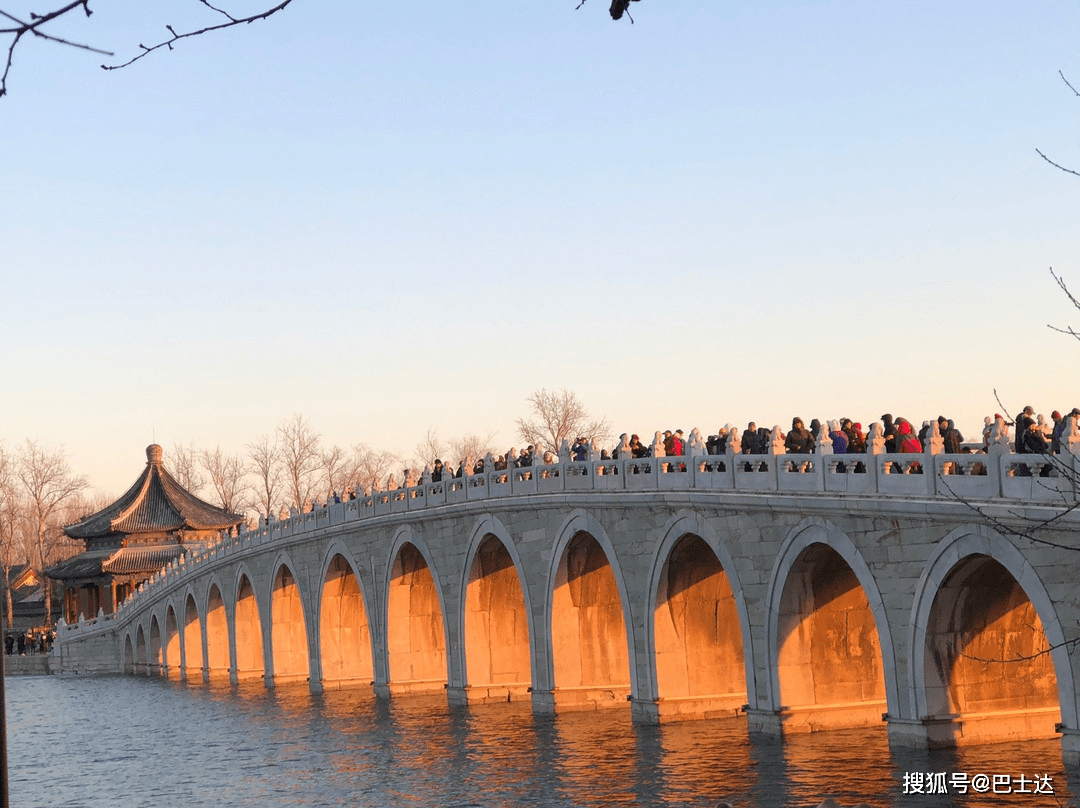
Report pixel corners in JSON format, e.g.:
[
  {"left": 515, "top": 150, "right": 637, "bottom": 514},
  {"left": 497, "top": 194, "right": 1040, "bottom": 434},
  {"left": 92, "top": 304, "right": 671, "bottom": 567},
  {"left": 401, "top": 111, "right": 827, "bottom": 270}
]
[{"left": 64, "top": 444, "right": 243, "bottom": 539}]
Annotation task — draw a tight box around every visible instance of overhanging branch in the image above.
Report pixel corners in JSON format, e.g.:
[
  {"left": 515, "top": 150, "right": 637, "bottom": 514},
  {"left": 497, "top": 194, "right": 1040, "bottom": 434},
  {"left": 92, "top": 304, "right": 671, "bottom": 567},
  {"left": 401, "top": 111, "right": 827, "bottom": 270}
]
[
  {"left": 1, "top": 0, "right": 293, "bottom": 98},
  {"left": 101, "top": 0, "right": 293, "bottom": 71},
  {"left": 1, "top": 1, "right": 112, "bottom": 98}
]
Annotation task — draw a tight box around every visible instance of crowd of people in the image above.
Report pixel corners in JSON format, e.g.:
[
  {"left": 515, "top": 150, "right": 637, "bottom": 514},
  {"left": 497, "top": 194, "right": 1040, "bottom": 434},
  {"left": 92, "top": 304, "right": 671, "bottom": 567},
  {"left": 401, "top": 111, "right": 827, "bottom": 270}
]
[
  {"left": 296, "top": 406, "right": 1079, "bottom": 508},
  {"left": 411, "top": 406, "right": 1080, "bottom": 487},
  {"left": 4, "top": 629, "right": 52, "bottom": 656}
]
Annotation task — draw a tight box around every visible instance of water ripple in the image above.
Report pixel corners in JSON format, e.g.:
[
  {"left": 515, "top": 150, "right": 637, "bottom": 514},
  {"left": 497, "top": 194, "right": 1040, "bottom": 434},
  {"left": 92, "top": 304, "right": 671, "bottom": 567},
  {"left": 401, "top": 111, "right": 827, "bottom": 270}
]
[{"left": 5, "top": 676, "right": 1077, "bottom": 807}]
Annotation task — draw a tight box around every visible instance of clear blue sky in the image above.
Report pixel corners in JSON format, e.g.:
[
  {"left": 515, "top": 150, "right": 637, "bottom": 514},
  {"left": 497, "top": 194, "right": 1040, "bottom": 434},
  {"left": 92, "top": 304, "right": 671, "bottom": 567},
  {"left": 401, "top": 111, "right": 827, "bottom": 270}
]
[{"left": 1, "top": 0, "right": 1078, "bottom": 497}]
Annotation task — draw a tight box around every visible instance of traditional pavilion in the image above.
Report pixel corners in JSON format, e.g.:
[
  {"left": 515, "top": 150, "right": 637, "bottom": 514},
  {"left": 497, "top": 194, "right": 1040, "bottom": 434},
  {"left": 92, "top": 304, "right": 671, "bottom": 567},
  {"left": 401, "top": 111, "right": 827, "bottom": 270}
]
[{"left": 47, "top": 444, "right": 243, "bottom": 623}]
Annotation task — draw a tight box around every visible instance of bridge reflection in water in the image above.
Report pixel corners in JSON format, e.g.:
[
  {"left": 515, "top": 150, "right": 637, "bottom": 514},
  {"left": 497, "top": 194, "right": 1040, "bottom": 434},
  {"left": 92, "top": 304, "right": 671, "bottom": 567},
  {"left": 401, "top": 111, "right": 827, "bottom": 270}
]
[{"left": 7, "top": 675, "right": 1078, "bottom": 807}]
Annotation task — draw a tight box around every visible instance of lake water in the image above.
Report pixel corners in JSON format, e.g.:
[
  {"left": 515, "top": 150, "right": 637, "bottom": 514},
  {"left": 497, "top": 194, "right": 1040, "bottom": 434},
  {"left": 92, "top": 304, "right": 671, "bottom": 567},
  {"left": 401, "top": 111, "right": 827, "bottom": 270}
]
[{"left": 5, "top": 675, "right": 1078, "bottom": 807}]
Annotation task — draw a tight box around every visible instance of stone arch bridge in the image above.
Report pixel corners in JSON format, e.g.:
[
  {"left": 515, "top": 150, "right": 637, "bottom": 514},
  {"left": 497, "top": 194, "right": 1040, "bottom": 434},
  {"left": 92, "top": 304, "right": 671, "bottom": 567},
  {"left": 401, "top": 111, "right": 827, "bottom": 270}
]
[{"left": 56, "top": 447, "right": 1080, "bottom": 758}]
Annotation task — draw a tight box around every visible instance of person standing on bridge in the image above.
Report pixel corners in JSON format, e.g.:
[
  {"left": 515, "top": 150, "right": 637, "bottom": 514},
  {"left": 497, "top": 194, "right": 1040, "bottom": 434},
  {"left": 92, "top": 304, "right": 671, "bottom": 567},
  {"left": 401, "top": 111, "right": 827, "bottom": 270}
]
[
  {"left": 881, "top": 414, "right": 898, "bottom": 454},
  {"left": 1015, "top": 406, "right": 1036, "bottom": 453},
  {"left": 784, "top": 418, "right": 815, "bottom": 454}
]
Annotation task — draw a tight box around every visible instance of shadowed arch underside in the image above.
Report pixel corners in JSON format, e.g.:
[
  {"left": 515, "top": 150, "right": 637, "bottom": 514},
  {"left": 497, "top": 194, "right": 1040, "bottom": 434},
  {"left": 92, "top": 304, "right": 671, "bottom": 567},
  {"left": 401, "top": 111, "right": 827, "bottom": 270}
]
[
  {"left": 183, "top": 594, "right": 203, "bottom": 682},
  {"left": 148, "top": 617, "right": 163, "bottom": 676},
  {"left": 319, "top": 554, "right": 374, "bottom": 688},
  {"left": 653, "top": 534, "right": 746, "bottom": 722},
  {"left": 124, "top": 634, "right": 134, "bottom": 674},
  {"left": 271, "top": 564, "right": 310, "bottom": 684},
  {"left": 463, "top": 535, "right": 531, "bottom": 703},
  {"left": 135, "top": 625, "right": 147, "bottom": 675},
  {"left": 924, "top": 555, "right": 1059, "bottom": 746},
  {"left": 205, "top": 584, "right": 229, "bottom": 681},
  {"left": 551, "top": 532, "right": 631, "bottom": 710},
  {"left": 387, "top": 542, "right": 447, "bottom": 693},
  {"left": 776, "top": 544, "right": 886, "bottom": 732},
  {"left": 165, "top": 606, "right": 181, "bottom": 680},
  {"left": 234, "top": 575, "right": 265, "bottom": 681}
]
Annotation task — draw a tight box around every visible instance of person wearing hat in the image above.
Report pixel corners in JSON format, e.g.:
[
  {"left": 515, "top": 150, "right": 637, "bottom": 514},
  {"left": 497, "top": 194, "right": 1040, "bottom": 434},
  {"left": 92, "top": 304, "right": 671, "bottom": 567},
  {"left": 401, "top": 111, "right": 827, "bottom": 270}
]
[
  {"left": 1051, "top": 411, "right": 1065, "bottom": 454},
  {"left": 1015, "top": 406, "right": 1036, "bottom": 454},
  {"left": 883, "top": 414, "right": 902, "bottom": 453},
  {"left": 785, "top": 417, "right": 815, "bottom": 454}
]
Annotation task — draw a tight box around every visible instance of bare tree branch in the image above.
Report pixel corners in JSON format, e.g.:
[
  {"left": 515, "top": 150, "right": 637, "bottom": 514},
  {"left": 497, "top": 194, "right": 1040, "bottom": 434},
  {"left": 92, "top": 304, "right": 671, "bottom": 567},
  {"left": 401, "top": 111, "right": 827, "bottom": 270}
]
[
  {"left": 516, "top": 388, "right": 610, "bottom": 455},
  {"left": 200, "top": 444, "right": 249, "bottom": 515},
  {"left": 1048, "top": 268, "right": 1080, "bottom": 342},
  {"left": 1035, "top": 71, "right": 1080, "bottom": 177},
  {"left": 413, "top": 428, "right": 444, "bottom": 472},
  {"left": 276, "top": 413, "right": 320, "bottom": 509},
  {"left": 447, "top": 432, "right": 497, "bottom": 472},
  {"left": 1, "top": 1, "right": 112, "bottom": 98},
  {"left": 1060, "top": 69, "right": 1080, "bottom": 98},
  {"left": 1, "top": 0, "right": 293, "bottom": 98},
  {"left": 246, "top": 432, "right": 281, "bottom": 519},
  {"left": 169, "top": 440, "right": 206, "bottom": 495},
  {"left": 16, "top": 439, "right": 87, "bottom": 623},
  {"left": 100, "top": 0, "right": 294, "bottom": 71},
  {"left": 343, "top": 444, "right": 399, "bottom": 495},
  {"left": 1036, "top": 148, "right": 1080, "bottom": 178},
  {"left": 319, "top": 444, "right": 348, "bottom": 500}
]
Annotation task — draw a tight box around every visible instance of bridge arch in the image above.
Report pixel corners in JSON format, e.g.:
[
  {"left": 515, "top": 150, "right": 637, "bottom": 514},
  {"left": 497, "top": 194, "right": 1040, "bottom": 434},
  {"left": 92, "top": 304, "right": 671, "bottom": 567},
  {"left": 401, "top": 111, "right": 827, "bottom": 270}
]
[
  {"left": 123, "top": 633, "right": 134, "bottom": 674},
  {"left": 233, "top": 564, "right": 266, "bottom": 682},
  {"left": 457, "top": 514, "right": 534, "bottom": 703},
  {"left": 765, "top": 518, "right": 898, "bottom": 732},
  {"left": 317, "top": 542, "right": 375, "bottom": 688},
  {"left": 268, "top": 552, "right": 312, "bottom": 684},
  {"left": 203, "top": 577, "right": 231, "bottom": 681},
  {"left": 182, "top": 588, "right": 203, "bottom": 682},
  {"left": 909, "top": 523, "right": 1076, "bottom": 746},
  {"left": 383, "top": 526, "right": 449, "bottom": 693},
  {"left": 644, "top": 510, "right": 754, "bottom": 722},
  {"left": 164, "top": 602, "right": 181, "bottom": 680},
  {"left": 545, "top": 509, "right": 635, "bottom": 710},
  {"left": 148, "top": 614, "right": 163, "bottom": 676},
  {"left": 135, "top": 625, "right": 147, "bottom": 674}
]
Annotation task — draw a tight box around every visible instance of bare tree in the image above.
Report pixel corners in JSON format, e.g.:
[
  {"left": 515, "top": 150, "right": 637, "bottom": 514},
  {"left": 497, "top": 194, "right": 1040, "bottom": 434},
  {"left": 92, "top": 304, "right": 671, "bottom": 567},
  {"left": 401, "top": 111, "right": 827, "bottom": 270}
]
[
  {"left": 1, "top": 0, "right": 295, "bottom": 99},
  {"left": 515, "top": 388, "right": 610, "bottom": 455},
  {"left": 277, "top": 413, "right": 321, "bottom": 509},
  {"left": 344, "top": 444, "right": 399, "bottom": 494},
  {"left": 448, "top": 432, "right": 498, "bottom": 471},
  {"left": 414, "top": 428, "right": 444, "bottom": 471},
  {"left": 16, "top": 440, "right": 87, "bottom": 624},
  {"left": 200, "top": 445, "right": 249, "bottom": 515},
  {"left": 0, "top": 442, "right": 24, "bottom": 628},
  {"left": 169, "top": 440, "right": 205, "bottom": 495},
  {"left": 320, "top": 444, "right": 348, "bottom": 500},
  {"left": 247, "top": 432, "right": 281, "bottom": 519}
]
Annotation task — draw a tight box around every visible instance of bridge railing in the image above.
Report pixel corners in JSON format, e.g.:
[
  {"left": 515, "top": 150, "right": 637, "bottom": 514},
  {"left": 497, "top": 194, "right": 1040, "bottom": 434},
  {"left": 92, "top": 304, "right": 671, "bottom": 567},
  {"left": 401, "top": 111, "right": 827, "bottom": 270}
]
[{"left": 81, "top": 438, "right": 1079, "bottom": 632}]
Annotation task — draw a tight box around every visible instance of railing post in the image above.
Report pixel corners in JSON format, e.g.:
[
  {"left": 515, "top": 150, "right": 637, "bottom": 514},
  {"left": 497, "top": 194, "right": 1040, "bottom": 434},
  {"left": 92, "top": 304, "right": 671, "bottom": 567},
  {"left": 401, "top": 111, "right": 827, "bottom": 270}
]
[
  {"left": 865, "top": 421, "right": 885, "bottom": 494},
  {"left": 988, "top": 428, "right": 1011, "bottom": 498},
  {"left": 1061, "top": 414, "right": 1080, "bottom": 504},
  {"left": 923, "top": 420, "right": 943, "bottom": 496},
  {"left": 813, "top": 419, "right": 831, "bottom": 492},
  {"left": 768, "top": 425, "right": 784, "bottom": 489}
]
